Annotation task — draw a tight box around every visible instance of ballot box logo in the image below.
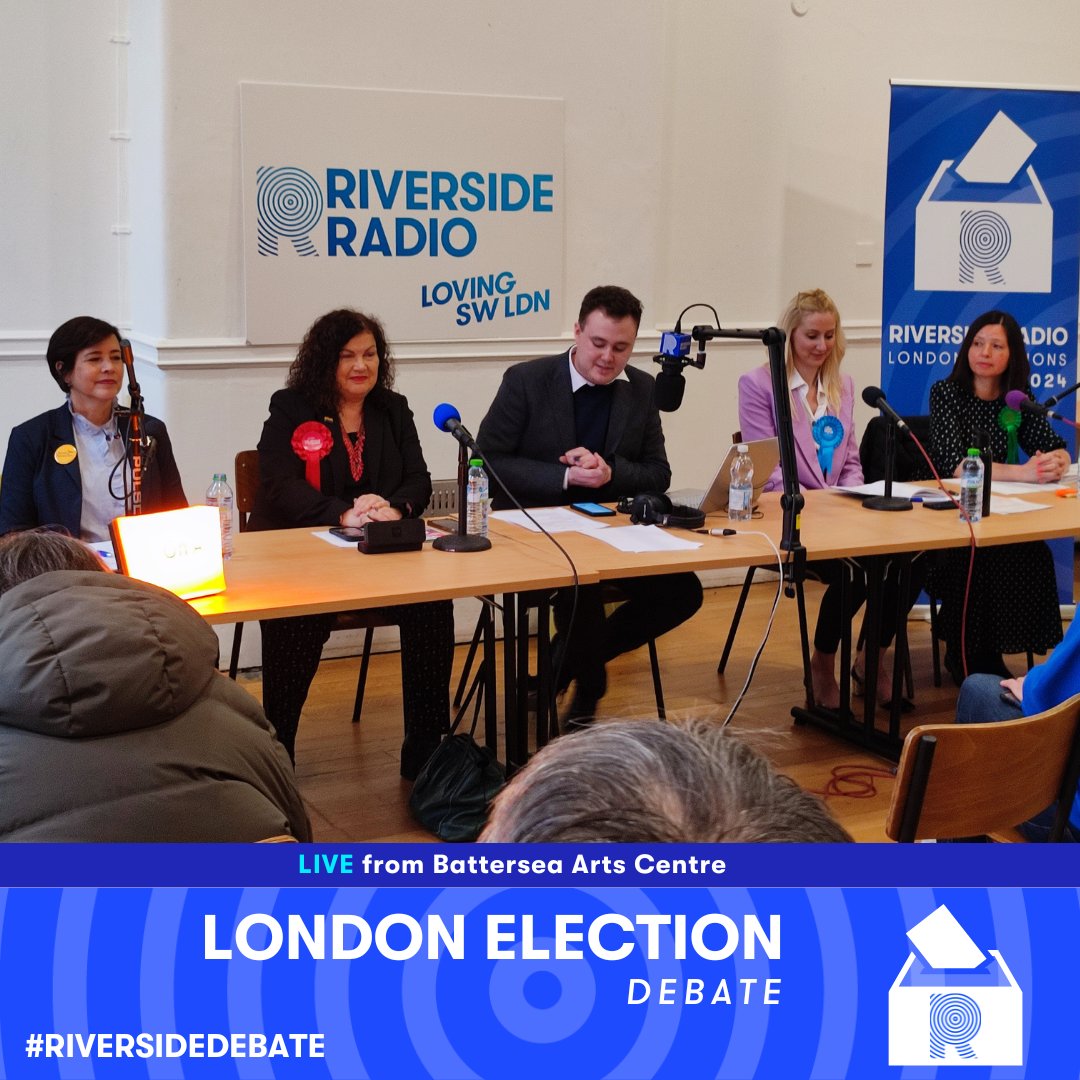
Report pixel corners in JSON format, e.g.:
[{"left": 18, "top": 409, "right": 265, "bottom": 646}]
[
  {"left": 915, "top": 111, "right": 1052, "bottom": 293},
  {"left": 888, "top": 904, "right": 1023, "bottom": 1066},
  {"left": 256, "top": 166, "right": 323, "bottom": 256}
]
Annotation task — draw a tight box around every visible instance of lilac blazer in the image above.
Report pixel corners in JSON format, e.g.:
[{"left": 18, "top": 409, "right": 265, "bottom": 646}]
[{"left": 737, "top": 364, "right": 863, "bottom": 491}]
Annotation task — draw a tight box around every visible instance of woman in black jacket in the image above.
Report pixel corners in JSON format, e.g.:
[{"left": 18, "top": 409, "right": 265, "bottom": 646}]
[{"left": 250, "top": 309, "right": 453, "bottom": 778}]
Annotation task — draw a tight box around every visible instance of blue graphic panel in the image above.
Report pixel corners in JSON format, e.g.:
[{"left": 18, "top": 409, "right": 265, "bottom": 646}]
[{"left": 2, "top": 874, "right": 1080, "bottom": 1078}]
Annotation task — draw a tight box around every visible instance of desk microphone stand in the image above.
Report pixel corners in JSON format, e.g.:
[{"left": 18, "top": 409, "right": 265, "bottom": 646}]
[
  {"left": 863, "top": 418, "right": 912, "bottom": 512},
  {"left": 119, "top": 338, "right": 144, "bottom": 516},
  {"left": 433, "top": 441, "right": 491, "bottom": 552}
]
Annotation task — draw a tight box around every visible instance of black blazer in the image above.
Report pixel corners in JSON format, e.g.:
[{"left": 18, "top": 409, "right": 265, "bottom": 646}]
[
  {"left": 248, "top": 386, "right": 432, "bottom": 531},
  {"left": 476, "top": 351, "right": 671, "bottom": 509},
  {"left": 0, "top": 403, "right": 187, "bottom": 536}
]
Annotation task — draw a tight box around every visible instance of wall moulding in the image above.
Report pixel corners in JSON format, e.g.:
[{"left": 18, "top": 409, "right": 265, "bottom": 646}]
[{"left": 0, "top": 324, "right": 885, "bottom": 370}]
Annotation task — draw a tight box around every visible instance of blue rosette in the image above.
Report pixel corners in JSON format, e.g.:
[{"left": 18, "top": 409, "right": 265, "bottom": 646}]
[{"left": 813, "top": 415, "right": 844, "bottom": 477}]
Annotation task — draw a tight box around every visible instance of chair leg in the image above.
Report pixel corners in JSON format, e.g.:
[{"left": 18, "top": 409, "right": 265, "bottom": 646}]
[
  {"left": 228, "top": 623, "right": 244, "bottom": 680},
  {"left": 648, "top": 638, "right": 666, "bottom": 720},
  {"left": 718, "top": 568, "right": 757, "bottom": 673},
  {"left": 928, "top": 590, "right": 942, "bottom": 688},
  {"left": 1026, "top": 650, "right": 1034, "bottom": 672},
  {"left": 351, "top": 627, "right": 376, "bottom": 725}
]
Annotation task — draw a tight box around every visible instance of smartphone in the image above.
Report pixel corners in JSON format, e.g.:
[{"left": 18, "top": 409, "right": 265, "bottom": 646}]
[
  {"left": 571, "top": 501, "right": 616, "bottom": 517},
  {"left": 1000, "top": 689, "right": 1022, "bottom": 707},
  {"left": 329, "top": 526, "right": 365, "bottom": 541},
  {"left": 922, "top": 499, "right": 954, "bottom": 511}
]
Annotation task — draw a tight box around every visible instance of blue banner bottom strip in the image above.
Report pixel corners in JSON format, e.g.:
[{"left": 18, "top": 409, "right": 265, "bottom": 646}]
[{"left": 0, "top": 879, "right": 1076, "bottom": 1078}]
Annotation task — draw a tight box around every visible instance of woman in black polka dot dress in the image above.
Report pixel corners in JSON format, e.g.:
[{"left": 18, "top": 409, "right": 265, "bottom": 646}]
[{"left": 929, "top": 310, "right": 1070, "bottom": 682}]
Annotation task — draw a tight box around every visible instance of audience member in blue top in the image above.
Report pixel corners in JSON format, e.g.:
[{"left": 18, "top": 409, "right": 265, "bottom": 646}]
[{"left": 956, "top": 621, "right": 1080, "bottom": 840}]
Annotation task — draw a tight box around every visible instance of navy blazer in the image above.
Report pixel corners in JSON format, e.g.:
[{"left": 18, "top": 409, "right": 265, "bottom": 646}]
[
  {"left": 476, "top": 352, "right": 671, "bottom": 509},
  {"left": 248, "top": 386, "right": 432, "bottom": 531},
  {"left": 0, "top": 404, "right": 187, "bottom": 537}
]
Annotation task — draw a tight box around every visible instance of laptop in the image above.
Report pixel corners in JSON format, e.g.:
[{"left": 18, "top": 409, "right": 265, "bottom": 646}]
[{"left": 668, "top": 437, "right": 780, "bottom": 513}]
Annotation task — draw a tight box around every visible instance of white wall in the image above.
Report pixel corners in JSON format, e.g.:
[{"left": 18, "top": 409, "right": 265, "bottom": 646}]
[{"left": 3, "top": 0, "right": 1080, "bottom": 538}]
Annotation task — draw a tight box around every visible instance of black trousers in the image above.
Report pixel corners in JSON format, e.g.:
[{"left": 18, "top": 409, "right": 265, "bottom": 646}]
[
  {"left": 259, "top": 599, "right": 454, "bottom": 764},
  {"left": 810, "top": 556, "right": 925, "bottom": 654},
  {"left": 552, "top": 571, "right": 703, "bottom": 705}
]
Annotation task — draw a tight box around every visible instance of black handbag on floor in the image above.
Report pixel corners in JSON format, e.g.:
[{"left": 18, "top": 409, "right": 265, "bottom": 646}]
[{"left": 408, "top": 707, "right": 505, "bottom": 842}]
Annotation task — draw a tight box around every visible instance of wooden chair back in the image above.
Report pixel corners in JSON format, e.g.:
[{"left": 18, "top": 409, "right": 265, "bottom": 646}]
[
  {"left": 234, "top": 450, "right": 261, "bottom": 532},
  {"left": 886, "top": 692, "right": 1080, "bottom": 841}
]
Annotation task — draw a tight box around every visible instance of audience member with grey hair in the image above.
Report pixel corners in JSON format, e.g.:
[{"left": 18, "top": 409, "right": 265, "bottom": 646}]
[
  {"left": 0, "top": 529, "right": 310, "bottom": 841},
  {"left": 480, "top": 718, "right": 851, "bottom": 843}
]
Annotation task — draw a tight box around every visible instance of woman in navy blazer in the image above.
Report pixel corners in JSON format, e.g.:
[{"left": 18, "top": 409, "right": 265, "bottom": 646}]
[
  {"left": 739, "top": 289, "right": 908, "bottom": 710},
  {"left": 0, "top": 316, "right": 186, "bottom": 541}
]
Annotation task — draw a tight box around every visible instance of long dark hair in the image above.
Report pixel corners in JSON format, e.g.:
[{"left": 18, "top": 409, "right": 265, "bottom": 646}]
[
  {"left": 948, "top": 310, "right": 1029, "bottom": 396},
  {"left": 46, "top": 316, "right": 122, "bottom": 393},
  {"left": 286, "top": 309, "right": 395, "bottom": 413}
]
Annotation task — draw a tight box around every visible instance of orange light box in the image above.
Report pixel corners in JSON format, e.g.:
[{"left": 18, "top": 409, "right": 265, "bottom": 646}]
[{"left": 109, "top": 506, "right": 226, "bottom": 599}]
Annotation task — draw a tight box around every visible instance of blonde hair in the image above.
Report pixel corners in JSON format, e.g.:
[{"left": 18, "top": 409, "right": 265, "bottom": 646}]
[{"left": 778, "top": 288, "right": 846, "bottom": 415}]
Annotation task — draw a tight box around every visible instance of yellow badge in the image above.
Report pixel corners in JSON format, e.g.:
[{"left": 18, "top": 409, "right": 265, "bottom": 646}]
[{"left": 54, "top": 444, "right": 77, "bottom": 465}]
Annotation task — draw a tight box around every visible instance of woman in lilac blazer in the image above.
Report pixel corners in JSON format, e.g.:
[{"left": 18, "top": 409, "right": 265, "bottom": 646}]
[{"left": 739, "top": 289, "right": 879, "bottom": 710}]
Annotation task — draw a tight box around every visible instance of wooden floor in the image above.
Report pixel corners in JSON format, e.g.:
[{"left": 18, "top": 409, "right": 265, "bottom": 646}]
[{"left": 235, "top": 574, "right": 1042, "bottom": 844}]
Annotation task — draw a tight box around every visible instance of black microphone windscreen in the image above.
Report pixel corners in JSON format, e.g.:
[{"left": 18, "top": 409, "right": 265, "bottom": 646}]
[
  {"left": 654, "top": 370, "right": 685, "bottom": 412},
  {"left": 861, "top": 385, "right": 886, "bottom": 408}
]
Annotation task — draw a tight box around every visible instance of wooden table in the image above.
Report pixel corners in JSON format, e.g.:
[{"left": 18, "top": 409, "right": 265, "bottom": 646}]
[
  {"left": 493, "top": 489, "right": 1080, "bottom": 758},
  {"left": 190, "top": 525, "right": 594, "bottom": 770}
]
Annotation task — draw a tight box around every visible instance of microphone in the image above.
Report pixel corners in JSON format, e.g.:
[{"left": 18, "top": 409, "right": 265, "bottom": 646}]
[
  {"left": 653, "top": 329, "right": 691, "bottom": 412},
  {"left": 861, "top": 385, "right": 908, "bottom": 432},
  {"left": 1005, "top": 389, "right": 1077, "bottom": 426},
  {"left": 433, "top": 402, "right": 480, "bottom": 453}
]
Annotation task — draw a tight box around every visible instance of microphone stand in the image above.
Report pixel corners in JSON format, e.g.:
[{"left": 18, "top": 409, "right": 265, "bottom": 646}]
[
  {"left": 974, "top": 427, "right": 992, "bottom": 519},
  {"left": 863, "top": 416, "right": 912, "bottom": 512},
  {"left": 691, "top": 324, "right": 804, "bottom": 557},
  {"left": 432, "top": 441, "right": 491, "bottom": 552},
  {"left": 119, "top": 338, "right": 144, "bottom": 515}
]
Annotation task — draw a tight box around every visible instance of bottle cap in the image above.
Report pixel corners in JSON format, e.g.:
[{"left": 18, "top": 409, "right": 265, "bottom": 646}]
[
  {"left": 967, "top": 448, "right": 980, "bottom": 456},
  {"left": 736, "top": 443, "right": 749, "bottom": 454},
  {"left": 469, "top": 457, "right": 483, "bottom": 466}
]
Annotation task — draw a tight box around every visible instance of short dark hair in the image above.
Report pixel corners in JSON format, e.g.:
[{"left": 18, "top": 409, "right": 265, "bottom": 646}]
[
  {"left": 577, "top": 285, "right": 643, "bottom": 329},
  {"left": 46, "top": 316, "right": 122, "bottom": 393},
  {"left": 0, "top": 530, "right": 108, "bottom": 594},
  {"left": 286, "top": 309, "right": 395, "bottom": 415},
  {"left": 480, "top": 718, "right": 852, "bottom": 843},
  {"left": 948, "top": 310, "right": 1029, "bottom": 395}
]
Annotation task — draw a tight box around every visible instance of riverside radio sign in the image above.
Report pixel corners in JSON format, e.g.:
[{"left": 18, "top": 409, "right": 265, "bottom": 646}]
[{"left": 241, "top": 83, "right": 563, "bottom": 344}]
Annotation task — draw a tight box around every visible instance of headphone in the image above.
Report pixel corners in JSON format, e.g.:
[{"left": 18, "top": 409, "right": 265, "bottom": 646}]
[{"left": 622, "top": 492, "right": 706, "bottom": 530}]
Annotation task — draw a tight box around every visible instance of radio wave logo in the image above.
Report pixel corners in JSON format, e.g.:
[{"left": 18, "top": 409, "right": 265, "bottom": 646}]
[
  {"left": 256, "top": 166, "right": 323, "bottom": 256},
  {"left": 959, "top": 209, "right": 1011, "bottom": 285},
  {"left": 929, "top": 992, "right": 982, "bottom": 1059}
]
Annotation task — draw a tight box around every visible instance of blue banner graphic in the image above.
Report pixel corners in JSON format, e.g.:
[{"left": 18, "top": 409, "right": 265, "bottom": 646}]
[
  {"left": 0, "top": 845, "right": 1078, "bottom": 1077},
  {"left": 881, "top": 81, "right": 1080, "bottom": 600}
]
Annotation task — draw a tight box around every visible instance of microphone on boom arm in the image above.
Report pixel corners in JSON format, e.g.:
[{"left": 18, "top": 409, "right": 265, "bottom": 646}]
[{"left": 1005, "top": 389, "right": 1079, "bottom": 427}]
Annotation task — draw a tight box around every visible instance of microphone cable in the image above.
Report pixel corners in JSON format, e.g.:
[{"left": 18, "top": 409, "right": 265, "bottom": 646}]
[
  {"left": 720, "top": 529, "right": 785, "bottom": 727},
  {"left": 468, "top": 451, "right": 581, "bottom": 725},
  {"left": 893, "top": 423, "right": 978, "bottom": 683}
]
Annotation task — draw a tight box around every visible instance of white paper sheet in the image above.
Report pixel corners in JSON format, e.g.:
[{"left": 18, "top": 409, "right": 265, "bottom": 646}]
[
  {"left": 588, "top": 525, "right": 702, "bottom": 553},
  {"left": 491, "top": 508, "right": 612, "bottom": 533}
]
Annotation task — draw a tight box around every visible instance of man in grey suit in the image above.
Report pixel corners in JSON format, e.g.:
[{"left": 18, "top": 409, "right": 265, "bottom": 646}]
[{"left": 477, "top": 285, "right": 702, "bottom": 725}]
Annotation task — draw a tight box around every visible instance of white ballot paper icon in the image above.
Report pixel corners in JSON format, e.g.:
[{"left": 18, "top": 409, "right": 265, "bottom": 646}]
[
  {"left": 915, "top": 110, "right": 1052, "bottom": 293},
  {"left": 889, "top": 904, "right": 1023, "bottom": 1066}
]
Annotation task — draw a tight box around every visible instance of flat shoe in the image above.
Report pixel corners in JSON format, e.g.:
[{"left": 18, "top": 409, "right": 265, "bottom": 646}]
[{"left": 850, "top": 665, "right": 866, "bottom": 697}]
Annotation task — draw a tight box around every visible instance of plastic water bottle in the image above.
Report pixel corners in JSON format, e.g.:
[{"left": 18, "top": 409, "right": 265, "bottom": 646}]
[
  {"left": 466, "top": 458, "right": 489, "bottom": 538},
  {"left": 959, "top": 448, "right": 984, "bottom": 523},
  {"left": 728, "top": 444, "right": 754, "bottom": 521},
  {"left": 206, "top": 473, "right": 235, "bottom": 559}
]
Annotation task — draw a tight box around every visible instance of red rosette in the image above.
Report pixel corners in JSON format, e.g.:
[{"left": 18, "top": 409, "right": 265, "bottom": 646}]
[{"left": 291, "top": 421, "right": 333, "bottom": 490}]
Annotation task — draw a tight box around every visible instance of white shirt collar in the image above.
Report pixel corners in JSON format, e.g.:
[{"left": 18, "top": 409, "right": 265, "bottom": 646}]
[
  {"left": 789, "top": 367, "right": 827, "bottom": 422},
  {"left": 567, "top": 347, "right": 630, "bottom": 392}
]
